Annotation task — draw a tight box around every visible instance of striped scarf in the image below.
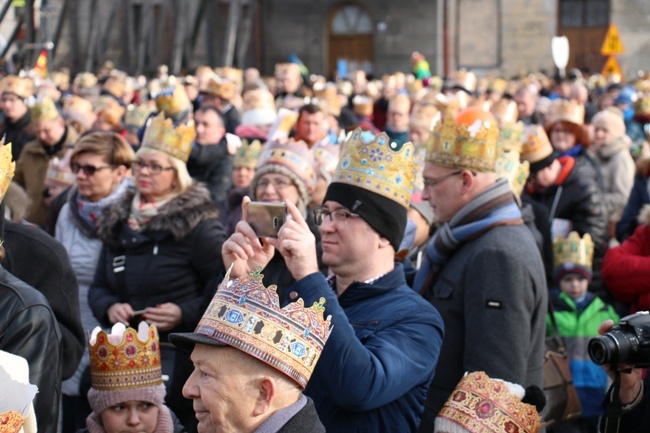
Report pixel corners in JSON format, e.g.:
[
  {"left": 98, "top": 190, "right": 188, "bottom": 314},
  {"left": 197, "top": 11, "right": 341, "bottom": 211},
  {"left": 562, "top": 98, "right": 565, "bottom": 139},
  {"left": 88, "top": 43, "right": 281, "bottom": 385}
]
[{"left": 414, "top": 178, "right": 524, "bottom": 295}]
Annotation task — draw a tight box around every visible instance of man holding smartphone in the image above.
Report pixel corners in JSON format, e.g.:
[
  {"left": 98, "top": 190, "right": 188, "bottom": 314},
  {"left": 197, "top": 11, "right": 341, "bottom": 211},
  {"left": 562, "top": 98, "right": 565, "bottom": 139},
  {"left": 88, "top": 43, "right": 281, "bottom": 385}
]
[{"left": 222, "top": 128, "right": 444, "bottom": 433}]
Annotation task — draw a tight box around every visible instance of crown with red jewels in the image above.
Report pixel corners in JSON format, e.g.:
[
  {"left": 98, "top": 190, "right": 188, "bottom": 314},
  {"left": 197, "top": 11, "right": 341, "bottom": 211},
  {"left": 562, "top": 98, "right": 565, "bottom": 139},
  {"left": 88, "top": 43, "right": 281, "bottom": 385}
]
[
  {"left": 437, "top": 371, "right": 542, "bottom": 433},
  {"left": 141, "top": 112, "right": 195, "bottom": 163},
  {"left": 194, "top": 267, "right": 332, "bottom": 388},
  {"left": 88, "top": 322, "right": 162, "bottom": 391},
  {"left": 426, "top": 108, "right": 500, "bottom": 172},
  {"left": 334, "top": 128, "right": 417, "bottom": 208}
]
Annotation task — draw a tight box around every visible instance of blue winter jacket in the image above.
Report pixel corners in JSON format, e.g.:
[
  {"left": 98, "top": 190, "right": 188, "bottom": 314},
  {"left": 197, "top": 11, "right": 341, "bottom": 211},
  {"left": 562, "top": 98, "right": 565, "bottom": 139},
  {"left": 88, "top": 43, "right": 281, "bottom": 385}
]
[{"left": 288, "top": 264, "right": 444, "bottom": 433}]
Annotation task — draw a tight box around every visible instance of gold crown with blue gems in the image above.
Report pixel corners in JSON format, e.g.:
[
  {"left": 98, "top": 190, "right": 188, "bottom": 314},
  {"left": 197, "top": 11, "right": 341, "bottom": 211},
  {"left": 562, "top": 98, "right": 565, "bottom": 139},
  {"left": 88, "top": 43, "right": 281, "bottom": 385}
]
[
  {"left": 333, "top": 128, "right": 417, "bottom": 208},
  {"left": 426, "top": 112, "right": 500, "bottom": 173},
  {"left": 141, "top": 112, "right": 195, "bottom": 163},
  {"left": 193, "top": 266, "right": 332, "bottom": 388}
]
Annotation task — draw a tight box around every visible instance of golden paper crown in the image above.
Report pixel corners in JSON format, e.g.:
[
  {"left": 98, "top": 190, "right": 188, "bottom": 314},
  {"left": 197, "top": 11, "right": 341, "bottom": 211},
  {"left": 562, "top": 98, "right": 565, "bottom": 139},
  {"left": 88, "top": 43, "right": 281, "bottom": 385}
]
[
  {"left": 409, "top": 103, "right": 439, "bottom": 131},
  {"left": 491, "top": 99, "right": 519, "bottom": 125},
  {"left": 204, "top": 76, "right": 237, "bottom": 101},
  {"left": 1, "top": 75, "right": 33, "bottom": 99},
  {"left": 0, "top": 411, "right": 25, "bottom": 433},
  {"left": 28, "top": 96, "right": 59, "bottom": 122},
  {"left": 141, "top": 113, "right": 195, "bottom": 162},
  {"left": 62, "top": 95, "right": 93, "bottom": 115},
  {"left": 437, "top": 371, "right": 542, "bottom": 433},
  {"left": 547, "top": 99, "right": 585, "bottom": 126},
  {"left": 334, "top": 128, "right": 417, "bottom": 208},
  {"left": 193, "top": 267, "right": 332, "bottom": 388},
  {"left": 125, "top": 104, "right": 155, "bottom": 129},
  {"left": 0, "top": 141, "right": 15, "bottom": 203},
  {"left": 521, "top": 125, "right": 553, "bottom": 165},
  {"left": 488, "top": 78, "right": 508, "bottom": 95},
  {"left": 496, "top": 149, "right": 529, "bottom": 198},
  {"left": 89, "top": 322, "right": 162, "bottom": 391},
  {"left": 154, "top": 77, "right": 192, "bottom": 118},
  {"left": 451, "top": 70, "right": 477, "bottom": 93},
  {"left": 635, "top": 95, "right": 650, "bottom": 117},
  {"left": 553, "top": 231, "right": 594, "bottom": 270},
  {"left": 426, "top": 109, "right": 500, "bottom": 172},
  {"left": 498, "top": 121, "right": 525, "bottom": 152},
  {"left": 73, "top": 72, "right": 98, "bottom": 89},
  {"left": 103, "top": 76, "right": 126, "bottom": 99},
  {"left": 216, "top": 66, "right": 243, "bottom": 88},
  {"left": 313, "top": 84, "right": 341, "bottom": 117},
  {"left": 242, "top": 88, "right": 275, "bottom": 112},
  {"left": 234, "top": 139, "right": 263, "bottom": 168}
]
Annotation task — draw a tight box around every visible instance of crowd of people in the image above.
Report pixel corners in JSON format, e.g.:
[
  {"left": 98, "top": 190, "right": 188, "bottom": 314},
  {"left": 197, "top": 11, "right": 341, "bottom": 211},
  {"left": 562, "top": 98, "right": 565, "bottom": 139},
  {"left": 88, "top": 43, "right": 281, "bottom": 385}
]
[{"left": 0, "top": 54, "right": 650, "bottom": 433}]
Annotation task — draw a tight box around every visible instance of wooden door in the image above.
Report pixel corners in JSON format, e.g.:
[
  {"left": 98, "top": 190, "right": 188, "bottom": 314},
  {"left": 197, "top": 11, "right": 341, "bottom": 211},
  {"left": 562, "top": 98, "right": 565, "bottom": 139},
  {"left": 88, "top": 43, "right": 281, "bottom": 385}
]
[
  {"left": 557, "top": 0, "right": 609, "bottom": 74},
  {"left": 327, "top": 3, "right": 374, "bottom": 78}
]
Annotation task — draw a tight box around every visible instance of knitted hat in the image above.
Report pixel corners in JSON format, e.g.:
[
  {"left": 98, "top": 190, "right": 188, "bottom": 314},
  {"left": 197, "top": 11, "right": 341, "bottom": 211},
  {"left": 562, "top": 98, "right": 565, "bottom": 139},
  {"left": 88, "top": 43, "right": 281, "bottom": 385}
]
[
  {"left": 324, "top": 129, "right": 418, "bottom": 250},
  {"left": 435, "top": 371, "right": 543, "bottom": 433},
  {"left": 251, "top": 139, "right": 317, "bottom": 206},
  {"left": 591, "top": 107, "right": 626, "bottom": 142}
]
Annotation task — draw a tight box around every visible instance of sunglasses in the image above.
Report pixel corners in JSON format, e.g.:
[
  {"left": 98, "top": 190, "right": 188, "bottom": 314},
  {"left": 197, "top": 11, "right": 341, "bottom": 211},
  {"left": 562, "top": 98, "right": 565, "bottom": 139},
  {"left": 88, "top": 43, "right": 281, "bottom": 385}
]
[{"left": 70, "top": 162, "right": 115, "bottom": 176}]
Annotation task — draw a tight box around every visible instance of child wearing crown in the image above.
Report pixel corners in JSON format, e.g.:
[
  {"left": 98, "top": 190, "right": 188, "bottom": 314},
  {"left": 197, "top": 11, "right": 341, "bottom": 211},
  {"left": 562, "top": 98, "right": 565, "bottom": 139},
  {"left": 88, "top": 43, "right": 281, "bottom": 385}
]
[
  {"left": 547, "top": 232, "right": 619, "bottom": 433},
  {"left": 84, "top": 322, "right": 185, "bottom": 433}
]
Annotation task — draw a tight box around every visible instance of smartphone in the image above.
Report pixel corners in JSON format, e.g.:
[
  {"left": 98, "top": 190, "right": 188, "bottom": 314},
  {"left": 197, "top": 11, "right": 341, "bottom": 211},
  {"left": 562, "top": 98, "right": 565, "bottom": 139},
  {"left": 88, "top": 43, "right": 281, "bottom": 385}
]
[{"left": 245, "top": 201, "right": 287, "bottom": 238}]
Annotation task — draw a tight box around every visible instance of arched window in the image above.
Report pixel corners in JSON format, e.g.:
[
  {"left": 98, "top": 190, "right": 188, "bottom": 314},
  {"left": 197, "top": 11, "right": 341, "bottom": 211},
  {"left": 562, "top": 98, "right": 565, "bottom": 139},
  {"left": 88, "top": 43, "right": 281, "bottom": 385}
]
[
  {"left": 328, "top": 3, "right": 374, "bottom": 77},
  {"left": 331, "top": 4, "right": 373, "bottom": 35}
]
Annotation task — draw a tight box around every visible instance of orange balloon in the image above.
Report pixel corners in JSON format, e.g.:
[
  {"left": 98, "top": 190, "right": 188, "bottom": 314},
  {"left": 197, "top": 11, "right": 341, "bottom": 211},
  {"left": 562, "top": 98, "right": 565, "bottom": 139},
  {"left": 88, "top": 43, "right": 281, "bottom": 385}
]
[{"left": 455, "top": 106, "right": 495, "bottom": 127}]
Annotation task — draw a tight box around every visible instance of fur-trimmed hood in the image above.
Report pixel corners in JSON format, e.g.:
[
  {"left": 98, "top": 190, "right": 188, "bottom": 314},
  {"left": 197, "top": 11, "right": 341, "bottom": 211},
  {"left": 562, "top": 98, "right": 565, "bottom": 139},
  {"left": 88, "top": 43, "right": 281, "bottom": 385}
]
[{"left": 97, "top": 182, "right": 219, "bottom": 246}]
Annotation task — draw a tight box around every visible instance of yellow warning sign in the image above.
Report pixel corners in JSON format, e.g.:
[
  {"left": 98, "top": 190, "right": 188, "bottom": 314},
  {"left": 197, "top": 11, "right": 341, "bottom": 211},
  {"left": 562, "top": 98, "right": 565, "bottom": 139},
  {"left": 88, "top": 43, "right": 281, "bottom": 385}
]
[
  {"left": 601, "top": 23, "right": 624, "bottom": 56},
  {"left": 602, "top": 56, "right": 622, "bottom": 78}
]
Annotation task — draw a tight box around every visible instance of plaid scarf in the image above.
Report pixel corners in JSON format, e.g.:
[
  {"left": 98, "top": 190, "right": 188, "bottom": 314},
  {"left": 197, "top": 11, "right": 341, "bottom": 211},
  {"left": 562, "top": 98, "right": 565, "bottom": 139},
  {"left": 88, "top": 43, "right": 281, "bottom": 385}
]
[{"left": 414, "top": 178, "right": 524, "bottom": 295}]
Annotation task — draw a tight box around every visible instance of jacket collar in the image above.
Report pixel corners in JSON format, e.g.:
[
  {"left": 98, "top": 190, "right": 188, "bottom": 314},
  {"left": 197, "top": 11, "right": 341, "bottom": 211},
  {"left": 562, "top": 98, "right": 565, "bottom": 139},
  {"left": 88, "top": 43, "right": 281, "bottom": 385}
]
[{"left": 334, "top": 264, "right": 406, "bottom": 306}]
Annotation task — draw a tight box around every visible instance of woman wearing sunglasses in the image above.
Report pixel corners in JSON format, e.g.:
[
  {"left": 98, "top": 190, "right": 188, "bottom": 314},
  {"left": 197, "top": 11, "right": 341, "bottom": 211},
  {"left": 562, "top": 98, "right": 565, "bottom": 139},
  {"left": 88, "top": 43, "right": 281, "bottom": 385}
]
[
  {"left": 54, "top": 130, "right": 135, "bottom": 432},
  {"left": 88, "top": 114, "right": 226, "bottom": 431}
]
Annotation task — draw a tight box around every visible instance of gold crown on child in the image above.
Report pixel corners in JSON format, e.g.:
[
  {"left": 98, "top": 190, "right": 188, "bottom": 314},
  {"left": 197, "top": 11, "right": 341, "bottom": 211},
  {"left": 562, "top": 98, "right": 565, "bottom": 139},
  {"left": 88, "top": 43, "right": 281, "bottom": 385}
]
[
  {"left": 234, "top": 139, "right": 263, "bottom": 169},
  {"left": 194, "top": 267, "right": 332, "bottom": 388},
  {"left": 88, "top": 323, "right": 163, "bottom": 391},
  {"left": 553, "top": 231, "right": 594, "bottom": 270}
]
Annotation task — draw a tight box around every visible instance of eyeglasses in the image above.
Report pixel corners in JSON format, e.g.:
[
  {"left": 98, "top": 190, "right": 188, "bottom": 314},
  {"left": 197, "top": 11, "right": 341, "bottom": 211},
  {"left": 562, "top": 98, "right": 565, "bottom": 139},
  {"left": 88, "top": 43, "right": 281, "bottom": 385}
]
[
  {"left": 551, "top": 128, "right": 571, "bottom": 135},
  {"left": 313, "top": 207, "right": 360, "bottom": 226},
  {"left": 132, "top": 160, "right": 175, "bottom": 175},
  {"left": 256, "top": 178, "right": 292, "bottom": 190},
  {"left": 70, "top": 162, "right": 115, "bottom": 176},
  {"left": 422, "top": 170, "right": 463, "bottom": 189}
]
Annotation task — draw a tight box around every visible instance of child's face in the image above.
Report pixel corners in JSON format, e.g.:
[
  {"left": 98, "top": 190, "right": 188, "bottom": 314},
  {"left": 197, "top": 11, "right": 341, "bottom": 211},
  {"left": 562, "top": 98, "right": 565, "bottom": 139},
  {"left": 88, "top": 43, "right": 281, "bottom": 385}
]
[
  {"left": 559, "top": 274, "right": 589, "bottom": 299},
  {"left": 100, "top": 400, "right": 159, "bottom": 433}
]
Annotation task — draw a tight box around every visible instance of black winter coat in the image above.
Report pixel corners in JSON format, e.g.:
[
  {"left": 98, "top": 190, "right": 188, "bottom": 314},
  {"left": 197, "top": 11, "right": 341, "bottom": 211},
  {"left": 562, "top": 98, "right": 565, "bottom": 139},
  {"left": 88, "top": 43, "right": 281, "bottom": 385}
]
[
  {"left": 186, "top": 136, "right": 234, "bottom": 203},
  {"left": 89, "top": 183, "right": 227, "bottom": 336},
  {"left": 0, "top": 266, "right": 62, "bottom": 433},
  {"left": 0, "top": 111, "right": 34, "bottom": 160}
]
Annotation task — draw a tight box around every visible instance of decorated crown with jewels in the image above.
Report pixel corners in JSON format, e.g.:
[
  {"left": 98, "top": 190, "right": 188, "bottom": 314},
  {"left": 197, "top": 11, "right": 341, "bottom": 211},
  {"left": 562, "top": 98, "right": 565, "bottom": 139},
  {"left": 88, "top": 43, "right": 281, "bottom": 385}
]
[
  {"left": 28, "top": 95, "right": 59, "bottom": 122},
  {"left": 498, "top": 120, "right": 525, "bottom": 152},
  {"left": 521, "top": 125, "right": 553, "bottom": 165},
  {"left": 193, "top": 267, "right": 332, "bottom": 388},
  {"left": 334, "top": 128, "right": 417, "bottom": 208},
  {"left": 553, "top": 231, "right": 594, "bottom": 270},
  {"left": 234, "top": 139, "right": 263, "bottom": 168},
  {"left": 495, "top": 148, "right": 529, "bottom": 199},
  {"left": 154, "top": 77, "right": 192, "bottom": 118},
  {"left": 88, "top": 322, "right": 162, "bottom": 391},
  {"left": 141, "top": 112, "right": 195, "bottom": 162},
  {"left": 125, "top": 104, "right": 155, "bottom": 129},
  {"left": 426, "top": 111, "right": 500, "bottom": 173},
  {"left": 437, "top": 371, "right": 542, "bottom": 433},
  {"left": 0, "top": 140, "right": 15, "bottom": 203}
]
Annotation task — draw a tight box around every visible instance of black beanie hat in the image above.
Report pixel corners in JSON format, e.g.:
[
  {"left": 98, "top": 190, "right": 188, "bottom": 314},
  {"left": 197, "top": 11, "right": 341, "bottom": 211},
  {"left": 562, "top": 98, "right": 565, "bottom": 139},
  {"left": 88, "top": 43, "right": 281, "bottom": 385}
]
[{"left": 323, "top": 182, "right": 407, "bottom": 251}]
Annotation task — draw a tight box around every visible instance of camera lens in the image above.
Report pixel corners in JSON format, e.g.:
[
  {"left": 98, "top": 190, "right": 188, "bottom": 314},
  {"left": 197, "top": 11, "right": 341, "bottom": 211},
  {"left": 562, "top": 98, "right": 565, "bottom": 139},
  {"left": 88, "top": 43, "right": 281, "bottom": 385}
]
[{"left": 588, "top": 331, "right": 631, "bottom": 365}]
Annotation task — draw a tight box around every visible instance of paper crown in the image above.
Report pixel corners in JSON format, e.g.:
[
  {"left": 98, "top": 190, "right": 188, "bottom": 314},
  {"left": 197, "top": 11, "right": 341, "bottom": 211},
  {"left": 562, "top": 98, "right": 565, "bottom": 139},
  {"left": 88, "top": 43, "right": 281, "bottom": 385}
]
[
  {"left": 635, "top": 95, "right": 650, "bottom": 116},
  {"left": 46, "top": 151, "right": 76, "bottom": 187},
  {"left": 436, "top": 371, "right": 542, "bottom": 433},
  {"left": 451, "top": 70, "right": 477, "bottom": 93},
  {"left": 1, "top": 75, "right": 33, "bottom": 99},
  {"left": 498, "top": 121, "right": 525, "bottom": 153},
  {"left": 216, "top": 66, "right": 244, "bottom": 88},
  {"left": 204, "top": 76, "right": 237, "bottom": 101},
  {"left": 547, "top": 99, "right": 585, "bottom": 126},
  {"left": 154, "top": 77, "right": 192, "bottom": 118},
  {"left": 256, "top": 138, "right": 317, "bottom": 194},
  {"left": 352, "top": 95, "right": 373, "bottom": 117},
  {"left": 312, "top": 83, "right": 341, "bottom": 117},
  {"left": 333, "top": 128, "right": 417, "bottom": 208},
  {"left": 192, "top": 267, "right": 332, "bottom": 388},
  {"left": 491, "top": 99, "right": 518, "bottom": 125},
  {"left": 88, "top": 322, "right": 162, "bottom": 391},
  {"left": 241, "top": 88, "right": 277, "bottom": 126},
  {"left": 553, "top": 231, "right": 594, "bottom": 271},
  {"left": 488, "top": 78, "right": 508, "bottom": 95},
  {"left": 0, "top": 141, "right": 16, "bottom": 203},
  {"left": 73, "top": 72, "right": 98, "bottom": 89},
  {"left": 141, "top": 112, "right": 195, "bottom": 163},
  {"left": 125, "top": 104, "right": 155, "bottom": 129},
  {"left": 103, "top": 76, "right": 126, "bottom": 99},
  {"left": 62, "top": 95, "right": 93, "bottom": 115},
  {"left": 0, "top": 351, "right": 38, "bottom": 433},
  {"left": 312, "top": 140, "right": 340, "bottom": 179},
  {"left": 28, "top": 96, "right": 59, "bottom": 122},
  {"left": 426, "top": 108, "right": 500, "bottom": 173},
  {"left": 521, "top": 125, "right": 553, "bottom": 165},
  {"left": 496, "top": 149, "right": 529, "bottom": 199},
  {"left": 234, "top": 139, "right": 263, "bottom": 168},
  {"left": 410, "top": 103, "right": 439, "bottom": 131}
]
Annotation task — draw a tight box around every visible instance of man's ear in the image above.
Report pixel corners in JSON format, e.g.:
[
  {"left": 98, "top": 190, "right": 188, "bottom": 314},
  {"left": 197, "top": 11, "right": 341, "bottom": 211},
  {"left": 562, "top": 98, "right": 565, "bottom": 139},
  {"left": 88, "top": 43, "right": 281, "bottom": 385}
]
[
  {"left": 252, "top": 377, "right": 275, "bottom": 416},
  {"left": 378, "top": 235, "right": 391, "bottom": 249}
]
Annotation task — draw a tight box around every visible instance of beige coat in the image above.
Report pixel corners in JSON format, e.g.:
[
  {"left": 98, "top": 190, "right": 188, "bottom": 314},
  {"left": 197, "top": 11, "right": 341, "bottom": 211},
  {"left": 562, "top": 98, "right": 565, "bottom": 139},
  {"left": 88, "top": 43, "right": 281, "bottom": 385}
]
[{"left": 13, "top": 126, "right": 79, "bottom": 227}]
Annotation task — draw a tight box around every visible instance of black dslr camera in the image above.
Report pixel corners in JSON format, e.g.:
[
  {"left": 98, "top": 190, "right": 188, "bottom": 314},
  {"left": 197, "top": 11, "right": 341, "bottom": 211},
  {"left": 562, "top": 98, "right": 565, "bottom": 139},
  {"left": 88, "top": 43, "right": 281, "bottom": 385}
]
[{"left": 588, "top": 311, "right": 650, "bottom": 367}]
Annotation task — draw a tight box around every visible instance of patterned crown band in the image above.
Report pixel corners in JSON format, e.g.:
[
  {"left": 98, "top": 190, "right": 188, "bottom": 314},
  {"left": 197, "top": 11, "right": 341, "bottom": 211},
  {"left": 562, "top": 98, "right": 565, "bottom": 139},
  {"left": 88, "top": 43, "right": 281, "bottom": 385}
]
[
  {"left": 194, "top": 267, "right": 332, "bottom": 388},
  {"left": 333, "top": 128, "right": 417, "bottom": 208},
  {"left": 438, "top": 371, "right": 542, "bottom": 433},
  {"left": 88, "top": 322, "right": 162, "bottom": 391}
]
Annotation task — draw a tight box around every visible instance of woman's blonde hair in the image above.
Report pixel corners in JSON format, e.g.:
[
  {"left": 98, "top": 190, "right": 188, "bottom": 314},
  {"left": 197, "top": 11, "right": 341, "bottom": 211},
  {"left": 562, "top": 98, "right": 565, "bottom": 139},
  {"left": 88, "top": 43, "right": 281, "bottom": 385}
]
[{"left": 134, "top": 147, "right": 193, "bottom": 195}]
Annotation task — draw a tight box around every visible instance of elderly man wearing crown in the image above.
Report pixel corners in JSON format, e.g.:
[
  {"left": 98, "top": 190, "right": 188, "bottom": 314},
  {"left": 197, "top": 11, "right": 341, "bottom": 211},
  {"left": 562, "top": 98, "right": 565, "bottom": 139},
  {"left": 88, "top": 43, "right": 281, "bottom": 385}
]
[
  {"left": 13, "top": 95, "right": 80, "bottom": 227},
  {"left": 221, "top": 128, "right": 444, "bottom": 432},
  {"left": 169, "top": 268, "right": 332, "bottom": 433},
  {"left": 413, "top": 107, "right": 548, "bottom": 432}
]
